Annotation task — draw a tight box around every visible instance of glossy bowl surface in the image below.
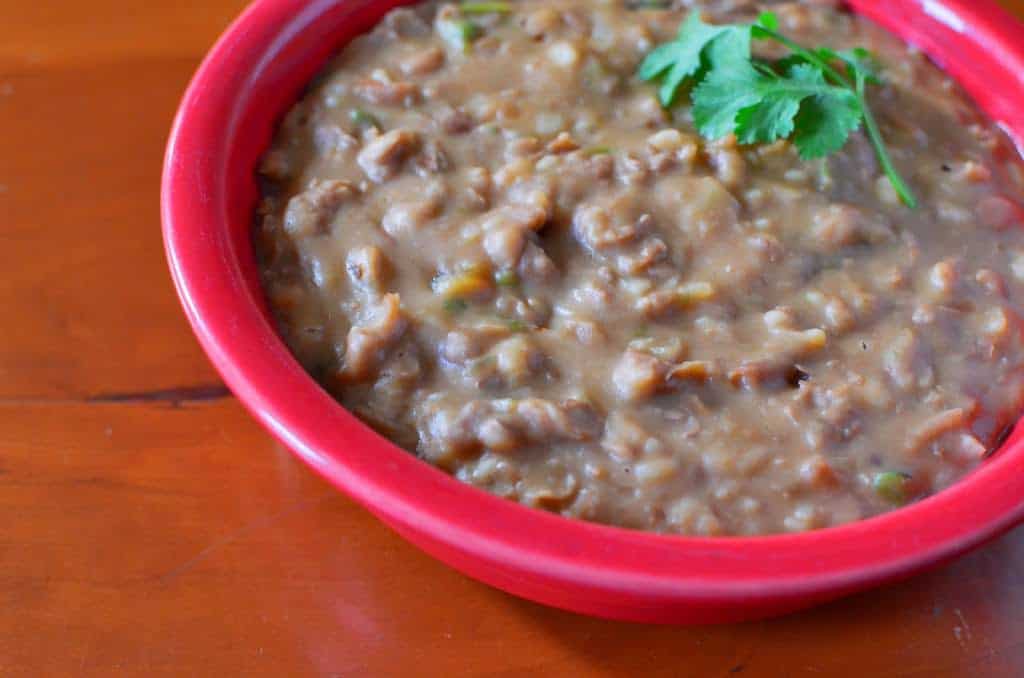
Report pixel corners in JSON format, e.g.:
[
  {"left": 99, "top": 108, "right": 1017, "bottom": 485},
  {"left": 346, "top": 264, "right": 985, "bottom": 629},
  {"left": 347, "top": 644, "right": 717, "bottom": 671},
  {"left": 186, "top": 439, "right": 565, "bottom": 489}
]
[{"left": 162, "top": 0, "right": 1024, "bottom": 623}]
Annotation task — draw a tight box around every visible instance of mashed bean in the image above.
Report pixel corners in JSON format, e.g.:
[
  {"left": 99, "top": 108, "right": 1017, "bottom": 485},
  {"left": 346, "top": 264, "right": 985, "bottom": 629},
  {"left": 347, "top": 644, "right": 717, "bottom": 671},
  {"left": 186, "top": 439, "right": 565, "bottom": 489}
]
[{"left": 256, "top": 0, "right": 1024, "bottom": 535}]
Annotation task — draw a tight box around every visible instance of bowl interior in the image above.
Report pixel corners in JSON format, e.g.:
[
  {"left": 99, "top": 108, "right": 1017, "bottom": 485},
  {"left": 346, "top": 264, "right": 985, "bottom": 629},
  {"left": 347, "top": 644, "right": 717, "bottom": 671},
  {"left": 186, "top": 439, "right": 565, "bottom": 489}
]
[{"left": 163, "top": 0, "right": 1024, "bottom": 618}]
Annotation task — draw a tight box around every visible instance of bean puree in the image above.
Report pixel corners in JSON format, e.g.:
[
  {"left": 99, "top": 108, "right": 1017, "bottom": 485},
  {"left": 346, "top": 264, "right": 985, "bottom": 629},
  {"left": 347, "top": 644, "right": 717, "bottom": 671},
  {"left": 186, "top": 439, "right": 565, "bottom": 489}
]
[{"left": 255, "top": 0, "right": 1024, "bottom": 535}]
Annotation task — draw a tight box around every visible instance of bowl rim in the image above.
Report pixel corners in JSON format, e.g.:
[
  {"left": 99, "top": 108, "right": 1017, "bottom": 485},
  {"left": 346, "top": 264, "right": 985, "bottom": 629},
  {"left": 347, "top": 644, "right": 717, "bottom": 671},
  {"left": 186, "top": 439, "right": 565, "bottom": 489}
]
[{"left": 162, "top": 0, "right": 1024, "bottom": 604}]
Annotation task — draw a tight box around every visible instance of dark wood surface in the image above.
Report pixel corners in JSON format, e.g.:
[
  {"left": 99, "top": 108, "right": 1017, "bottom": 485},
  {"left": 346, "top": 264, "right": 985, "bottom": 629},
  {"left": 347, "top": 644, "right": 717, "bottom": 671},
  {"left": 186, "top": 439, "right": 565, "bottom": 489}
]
[{"left": 3, "top": 2, "right": 1024, "bottom": 675}]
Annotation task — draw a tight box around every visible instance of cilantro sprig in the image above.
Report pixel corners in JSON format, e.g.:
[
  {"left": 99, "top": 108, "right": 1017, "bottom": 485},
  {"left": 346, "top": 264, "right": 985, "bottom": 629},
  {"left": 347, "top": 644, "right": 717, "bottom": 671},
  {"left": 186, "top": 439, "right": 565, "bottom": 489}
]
[{"left": 639, "top": 12, "right": 917, "bottom": 208}]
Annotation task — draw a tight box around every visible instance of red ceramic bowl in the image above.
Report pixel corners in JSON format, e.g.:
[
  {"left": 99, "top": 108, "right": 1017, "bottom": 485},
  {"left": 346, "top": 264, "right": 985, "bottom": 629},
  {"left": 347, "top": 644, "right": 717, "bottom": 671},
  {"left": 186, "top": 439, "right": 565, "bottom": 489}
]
[{"left": 162, "top": 0, "right": 1024, "bottom": 623}]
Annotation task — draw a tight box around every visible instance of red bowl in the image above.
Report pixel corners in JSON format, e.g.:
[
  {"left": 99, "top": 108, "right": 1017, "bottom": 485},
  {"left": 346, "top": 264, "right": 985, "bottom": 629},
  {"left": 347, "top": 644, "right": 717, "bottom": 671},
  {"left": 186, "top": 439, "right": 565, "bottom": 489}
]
[{"left": 162, "top": 0, "right": 1024, "bottom": 623}]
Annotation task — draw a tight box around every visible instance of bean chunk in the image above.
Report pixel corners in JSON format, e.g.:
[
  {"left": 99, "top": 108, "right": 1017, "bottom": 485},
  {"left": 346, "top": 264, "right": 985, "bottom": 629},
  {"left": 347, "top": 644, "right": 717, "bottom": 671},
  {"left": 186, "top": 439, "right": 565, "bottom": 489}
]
[{"left": 357, "top": 129, "right": 421, "bottom": 182}]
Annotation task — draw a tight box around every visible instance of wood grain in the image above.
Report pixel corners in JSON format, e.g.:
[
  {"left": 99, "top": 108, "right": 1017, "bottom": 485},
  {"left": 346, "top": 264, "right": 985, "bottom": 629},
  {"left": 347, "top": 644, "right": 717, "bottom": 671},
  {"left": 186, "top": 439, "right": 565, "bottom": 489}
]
[{"left": 2, "top": 1, "right": 1024, "bottom": 675}]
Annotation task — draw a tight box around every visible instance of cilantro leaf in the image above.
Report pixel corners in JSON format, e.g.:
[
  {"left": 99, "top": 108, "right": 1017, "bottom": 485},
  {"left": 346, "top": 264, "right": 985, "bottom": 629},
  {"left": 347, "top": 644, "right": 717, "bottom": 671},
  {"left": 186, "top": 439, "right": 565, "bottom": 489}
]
[
  {"left": 695, "top": 60, "right": 860, "bottom": 155},
  {"left": 781, "top": 46, "right": 883, "bottom": 86},
  {"left": 837, "top": 47, "right": 883, "bottom": 84},
  {"left": 637, "top": 11, "right": 917, "bottom": 208},
  {"left": 756, "top": 11, "right": 779, "bottom": 31},
  {"left": 751, "top": 11, "right": 779, "bottom": 38},
  {"left": 734, "top": 85, "right": 802, "bottom": 144},
  {"left": 691, "top": 47, "right": 761, "bottom": 140},
  {"left": 792, "top": 79, "right": 863, "bottom": 157},
  {"left": 637, "top": 13, "right": 750, "bottom": 107},
  {"left": 775, "top": 48, "right": 840, "bottom": 75},
  {"left": 793, "top": 96, "right": 860, "bottom": 158}
]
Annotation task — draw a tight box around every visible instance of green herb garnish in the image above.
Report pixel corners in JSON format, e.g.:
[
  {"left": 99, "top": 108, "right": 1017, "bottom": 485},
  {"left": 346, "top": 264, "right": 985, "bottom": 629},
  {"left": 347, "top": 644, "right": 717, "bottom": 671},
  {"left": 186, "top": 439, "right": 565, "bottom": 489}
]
[
  {"left": 459, "top": 1, "right": 511, "bottom": 14},
  {"left": 443, "top": 298, "right": 469, "bottom": 313},
  {"left": 873, "top": 471, "right": 912, "bottom": 505},
  {"left": 349, "top": 108, "right": 381, "bottom": 130},
  {"left": 626, "top": 0, "right": 672, "bottom": 9},
  {"left": 584, "top": 146, "right": 614, "bottom": 156},
  {"left": 439, "top": 19, "right": 483, "bottom": 52},
  {"left": 506, "top": 319, "right": 528, "bottom": 333},
  {"left": 495, "top": 269, "right": 519, "bottom": 287},
  {"left": 638, "top": 11, "right": 917, "bottom": 208},
  {"left": 637, "top": 12, "right": 746, "bottom": 108}
]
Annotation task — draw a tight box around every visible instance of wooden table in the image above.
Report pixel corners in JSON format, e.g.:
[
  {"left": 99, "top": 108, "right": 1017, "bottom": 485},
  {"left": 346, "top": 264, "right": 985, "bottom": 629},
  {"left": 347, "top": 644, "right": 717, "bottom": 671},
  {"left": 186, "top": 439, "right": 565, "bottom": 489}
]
[{"left": 3, "top": 1, "right": 1024, "bottom": 675}]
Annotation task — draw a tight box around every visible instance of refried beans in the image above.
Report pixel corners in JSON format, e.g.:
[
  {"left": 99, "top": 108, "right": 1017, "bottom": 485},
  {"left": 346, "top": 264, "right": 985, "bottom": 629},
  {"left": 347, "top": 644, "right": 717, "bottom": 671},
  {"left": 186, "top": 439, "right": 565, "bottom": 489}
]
[{"left": 254, "top": 0, "right": 1024, "bottom": 535}]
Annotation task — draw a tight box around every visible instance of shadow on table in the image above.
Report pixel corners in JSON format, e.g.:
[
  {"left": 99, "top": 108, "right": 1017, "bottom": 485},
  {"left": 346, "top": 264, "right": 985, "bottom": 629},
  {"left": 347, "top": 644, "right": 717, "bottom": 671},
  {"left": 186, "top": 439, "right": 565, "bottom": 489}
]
[{"left": 499, "top": 526, "right": 1024, "bottom": 678}]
